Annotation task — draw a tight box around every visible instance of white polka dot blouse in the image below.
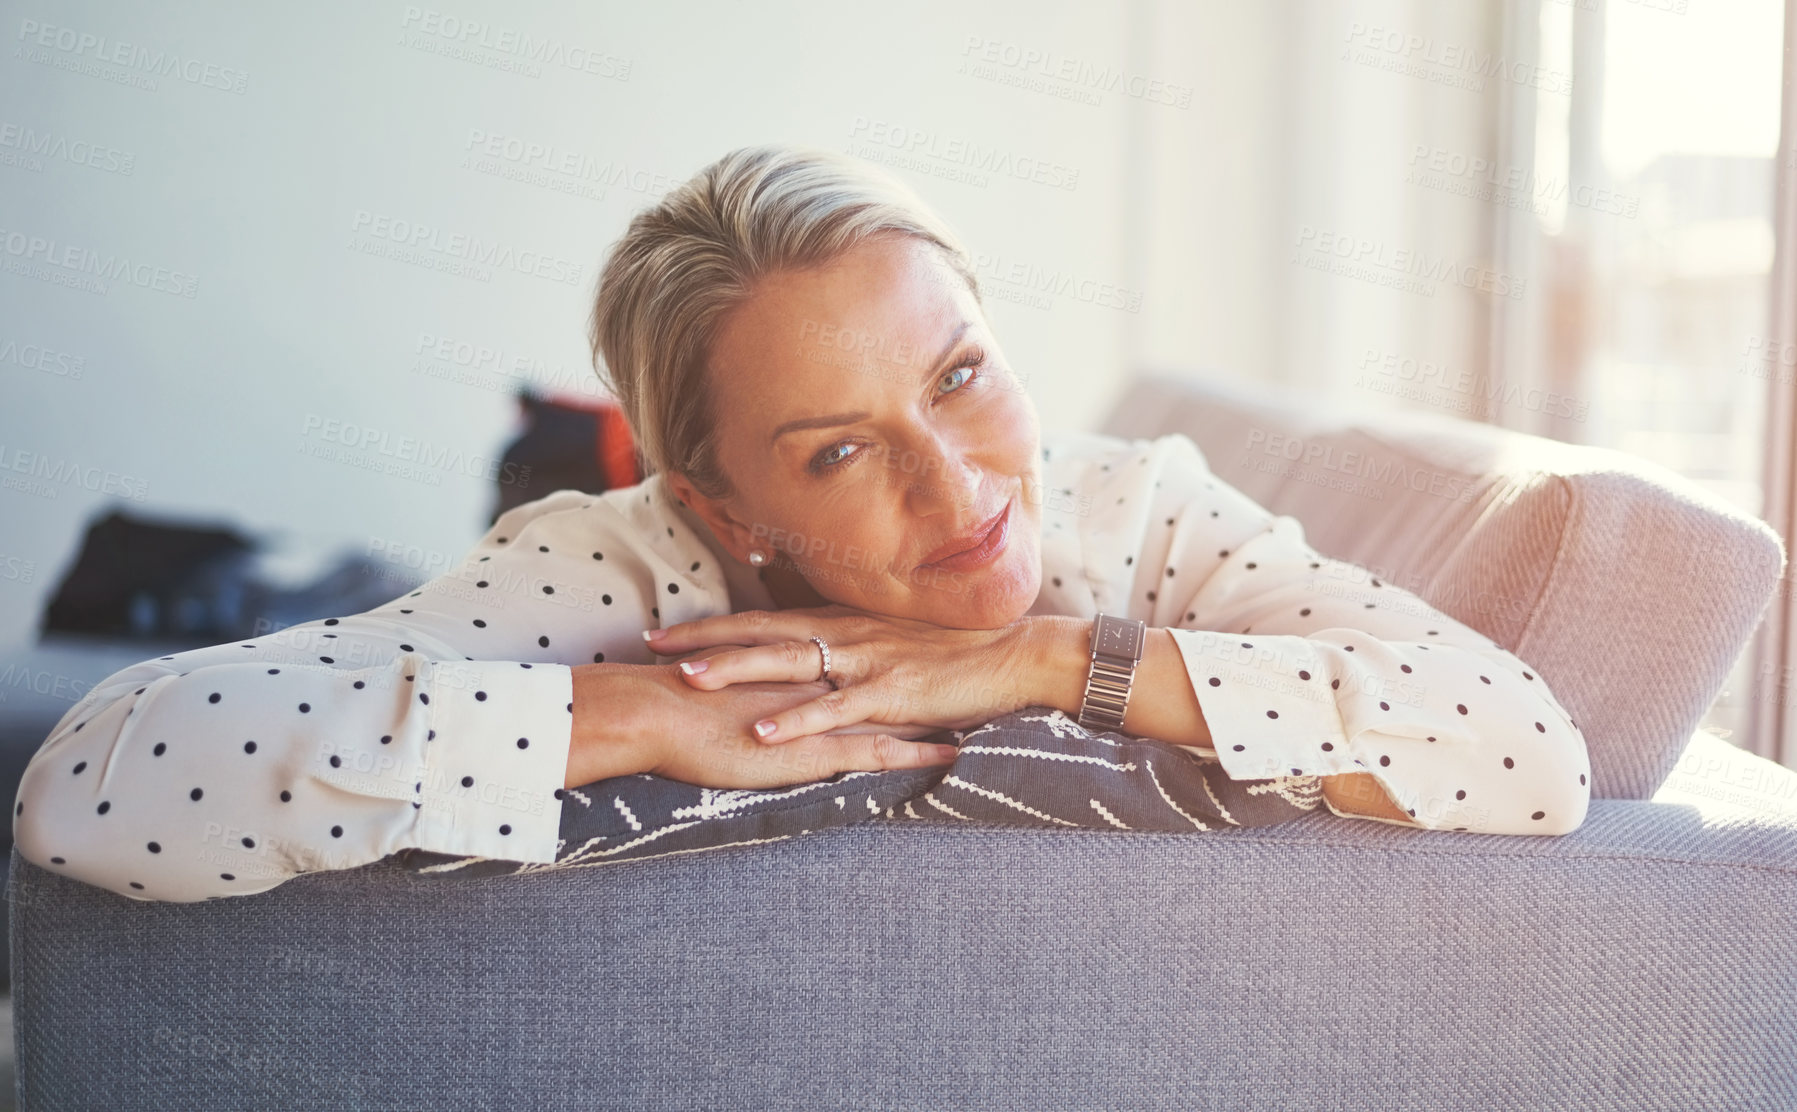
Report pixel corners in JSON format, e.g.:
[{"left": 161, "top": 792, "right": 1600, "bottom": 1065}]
[{"left": 12, "top": 427, "right": 1592, "bottom": 902}]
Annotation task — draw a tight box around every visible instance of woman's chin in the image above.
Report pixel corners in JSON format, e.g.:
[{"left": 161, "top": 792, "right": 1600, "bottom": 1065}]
[{"left": 910, "top": 547, "right": 1039, "bottom": 628}]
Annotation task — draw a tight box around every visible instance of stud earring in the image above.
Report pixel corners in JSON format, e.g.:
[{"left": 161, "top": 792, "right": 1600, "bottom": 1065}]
[{"left": 747, "top": 549, "right": 767, "bottom": 567}]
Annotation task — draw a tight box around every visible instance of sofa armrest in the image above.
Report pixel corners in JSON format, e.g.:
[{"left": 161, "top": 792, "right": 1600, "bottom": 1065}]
[{"left": 1102, "top": 369, "right": 1788, "bottom": 800}]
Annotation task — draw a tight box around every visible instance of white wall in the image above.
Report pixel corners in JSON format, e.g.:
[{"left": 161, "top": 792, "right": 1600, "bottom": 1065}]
[
  {"left": 1133, "top": 0, "right": 1507, "bottom": 406},
  {"left": 1, "top": 0, "right": 1512, "bottom": 652},
  {"left": 2, "top": 0, "right": 1226, "bottom": 646}
]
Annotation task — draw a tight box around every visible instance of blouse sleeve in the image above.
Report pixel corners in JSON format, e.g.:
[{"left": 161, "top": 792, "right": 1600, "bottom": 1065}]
[
  {"left": 1112, "top": 433, "right": 1591, "bottom": 835},
  {"left": 11, "top": 485, "right": 706, "bottom": 902}
]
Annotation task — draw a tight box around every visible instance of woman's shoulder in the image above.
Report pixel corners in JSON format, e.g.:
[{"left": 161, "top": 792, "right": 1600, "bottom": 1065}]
[
  {"left": 491, "top": 473, "right": 733, "bottom": 578},
  {"left": 1033, "top": 426, "right": 1208, "bottom": 573},
  {"left": 356, "top": 470, "right": 739, "bottom": 662},
  {"left": 1039, "top": 427, "right": 1211, "bottom": 493},
  {"left": 436, "top": 472, "right": 732, "bottom": 604},
  {"left": 489, "top": 471, "right": 681, "bottom": 544}
]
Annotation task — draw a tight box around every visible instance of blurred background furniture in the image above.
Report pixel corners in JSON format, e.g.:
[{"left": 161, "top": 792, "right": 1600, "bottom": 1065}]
[
  {"left": 10, "top": 371, "right": 1794, "bottom": 1111},
  {"left": 0, "top": 388, "right": 640, "bottom": 991}
]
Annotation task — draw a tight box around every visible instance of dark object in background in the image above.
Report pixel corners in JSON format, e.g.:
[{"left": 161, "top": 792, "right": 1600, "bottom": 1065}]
[
  {"left": 41, "top": 511, "right": 259, "bottom": 640},
  {"left": 491, "top": 388, "right": 641, "bottom": 524},
  {"left": 38, "top": 509, "right": 426, "bottom": 644},
  {"left": 36, "top": 388, "right": 644, "bottom": 642},
  {"left": 4, "top": 395, "right": 645, "bottom": 905}
]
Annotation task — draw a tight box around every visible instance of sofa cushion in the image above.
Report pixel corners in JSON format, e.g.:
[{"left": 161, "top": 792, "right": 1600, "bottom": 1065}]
[
  {"left": 1101, "top": 370, "right": 1787, "bottom": 800},
  {"left": 394, "top": 707, "right": 1322, "bottom": 878}
]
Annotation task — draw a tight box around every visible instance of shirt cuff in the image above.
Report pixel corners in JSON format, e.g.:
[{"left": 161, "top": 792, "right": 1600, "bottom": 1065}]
[
  {"left": 1166, "top": 629, "right": 1356, "bottom": 782},
  {"left": 411, "top": 660, "right": 573, "bottom": 863}
]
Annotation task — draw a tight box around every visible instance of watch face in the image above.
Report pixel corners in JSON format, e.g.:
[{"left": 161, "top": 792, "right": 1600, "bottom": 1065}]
[{"left": 1093, "top": 615, "right": 1144, "bottom": 659}]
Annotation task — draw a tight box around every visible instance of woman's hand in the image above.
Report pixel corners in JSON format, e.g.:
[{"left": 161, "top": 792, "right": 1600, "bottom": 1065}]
[
  {"left": 659, "top": 643, "right": 948, "bottom": 744},
  {"left": 642, "top": 604, "right": 1047, "bottom": 744},
  {"left": 570, "top": 660, "right": 958, "bottom": 791}
]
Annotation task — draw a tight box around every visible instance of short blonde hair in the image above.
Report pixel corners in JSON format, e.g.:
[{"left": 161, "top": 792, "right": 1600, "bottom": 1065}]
[{"left": 587, "top": 143, "right": 981, "bottom": 501}]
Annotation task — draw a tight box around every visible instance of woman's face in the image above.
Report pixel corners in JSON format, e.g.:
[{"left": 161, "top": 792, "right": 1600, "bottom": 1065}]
[{"left": 669, "top": 232, "right": 1044, "bottom": 630}]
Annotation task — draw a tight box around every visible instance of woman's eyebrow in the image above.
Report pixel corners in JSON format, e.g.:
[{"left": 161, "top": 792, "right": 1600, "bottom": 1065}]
[
  {"left": 770, "top": 410, "right": 870, "bottom": 442},
  {"left": 915, "top": 319, "right": 972, "bottom": 381},
  {"left": 769, "top": 320, "right": 973, "bottom": 444}
]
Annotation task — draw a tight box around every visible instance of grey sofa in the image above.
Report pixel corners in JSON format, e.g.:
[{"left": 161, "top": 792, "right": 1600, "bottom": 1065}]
[{"left": 11, "top": 371, "right": 1797, "bottom": 1111}]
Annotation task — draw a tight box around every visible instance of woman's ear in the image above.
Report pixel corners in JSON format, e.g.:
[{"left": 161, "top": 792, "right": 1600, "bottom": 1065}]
[
  {"left": 665, "top": 471, "right": 831, "bottom": 610},
  {"left": 665, "top": 472, "right": 760, "bottom": 564}
]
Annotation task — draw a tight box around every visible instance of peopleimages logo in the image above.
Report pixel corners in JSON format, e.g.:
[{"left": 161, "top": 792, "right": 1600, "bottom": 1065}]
[
  {"left": 1740, "top": 335, "right": 1797, "bottom": 385},
  {"left": 409, "top": 330, "right": 606, "bottom": 400},
  {"left": 0, "top": 663, "right": 86, "bottom": 701},
  {"left": 1294, "top": 225, "right": 1526, "bottom": 301},
  {"left": 459, "top": 128, "right": 674, "bottom": 202},
  {"left": 0, "top": 337, "right": 84, "bottom": 379},
  {"left": 14, "top": 18, "right": 249, "bottom": 93},
  {"left": 397, "top": 6, "right": 631, "bottom": 80},
  {"left": 964, "top": 250, "right": 1142, "bottom": 312},
  {"left": 0, "top": 554, "right": 36, "bottom": 584},
  {"left": 347, "top": 210, "right": 585, "bottom": 285},
  {"left": 1342, "top": 22, "right": 1574, "bottom": 95},
  {"left": 1405, "top": 145, "right": 1638, "bottom": 219},
  {"left": 1357, "top": 348, "right": 1588, "bottom": 422},
  {"left": 0, "top": 226, "right": 198, "bottom": 298},
  {"left": 958, "top": 36, "right": 1194, "bottom": 108},
  {"left": 847, "top": 117, "right": 1081, "bottom": 192},
  {"left": 1241, "top": 428, "right": 1479, "bottom": 503},
  {"left": 0, "top": 121, "right": 136, "bottom": 174},
  {"left": 299, "top": 414, "right": 531, "bottom": 488},
  {"left": 0, "top": 443, "right": 150, "bottom": 502}
]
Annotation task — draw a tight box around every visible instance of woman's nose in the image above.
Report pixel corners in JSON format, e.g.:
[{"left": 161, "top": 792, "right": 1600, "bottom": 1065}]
[{"left": 906, "top": 446, "right": 982, "bottom": 513}]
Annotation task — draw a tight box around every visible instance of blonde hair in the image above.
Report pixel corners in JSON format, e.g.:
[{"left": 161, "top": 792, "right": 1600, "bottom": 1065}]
[{"left": 586, "top": 143, "right": 981, "bottom": 501}]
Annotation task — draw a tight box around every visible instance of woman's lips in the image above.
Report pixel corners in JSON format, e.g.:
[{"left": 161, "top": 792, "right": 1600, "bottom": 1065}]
[{"left": 923, "top": 498, "right": 1011, "bottom": 572}]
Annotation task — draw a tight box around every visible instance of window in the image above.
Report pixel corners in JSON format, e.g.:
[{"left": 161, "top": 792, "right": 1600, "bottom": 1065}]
[{"left": 1493, "top": 0, "right": 1790, "bottom": 762}]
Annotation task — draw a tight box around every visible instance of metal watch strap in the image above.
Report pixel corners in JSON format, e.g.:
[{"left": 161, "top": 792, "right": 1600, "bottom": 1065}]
[{"left": 1077, "top": 613, "right": 1146, "bottom": 732}]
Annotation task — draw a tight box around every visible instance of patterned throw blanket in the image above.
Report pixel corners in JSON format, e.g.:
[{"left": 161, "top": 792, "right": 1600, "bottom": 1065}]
[{"left": 395, "top": 707, "right": 1325, "bottom": 879}]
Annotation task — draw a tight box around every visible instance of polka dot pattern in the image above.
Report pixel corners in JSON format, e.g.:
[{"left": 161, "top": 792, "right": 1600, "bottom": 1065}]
[
  {"left": 10, "top": 434, "right": 1591, "bottom": 902},
  {"left": 6, "top": 489, "right": 647, "bottom": 902},
  {"left": 1042, "top": 430, "right": 1591, "bottom": 837}
]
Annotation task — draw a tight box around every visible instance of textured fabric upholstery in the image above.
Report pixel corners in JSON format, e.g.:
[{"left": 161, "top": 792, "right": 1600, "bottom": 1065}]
[
  {"left": 1101, "top": 371, "right": 1788, "bottom": 800},
  {"left": 12, "top": 785, "right": 1797, "bottom": 1111},
  {"left": 12, "top": 371, "right": 1796, "bottom": 1111}
]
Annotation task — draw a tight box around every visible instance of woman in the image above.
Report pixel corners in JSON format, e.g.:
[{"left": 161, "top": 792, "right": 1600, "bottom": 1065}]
[{"left": 13, "top": 145, "right": 1591, "bottom": 903}]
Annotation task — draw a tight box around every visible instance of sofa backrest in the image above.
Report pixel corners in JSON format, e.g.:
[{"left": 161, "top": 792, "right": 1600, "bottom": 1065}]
[{"left": 1100, "top": 370, "right": 1787, "bottom": 800}]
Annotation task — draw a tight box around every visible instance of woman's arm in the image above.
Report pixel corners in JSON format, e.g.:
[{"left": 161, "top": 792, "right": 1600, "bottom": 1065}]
[
  {"left": 1024, "top": 619, "right": 1210, "bottom": 746},
  {"left": 14, "top": 481, "right": 958, "bottom": 904},
  {"left": 11, "top": 491, "right": 608, "bottom": 902},
  {"left": 1019, "top": 616, "right": 1415, "bottom": 823},
  {"left": 644, "top": 430, "right": 1588, "bottom": 836},
  {"left": 1017, "top": 429, "right": 1590, "bottom": 835}
]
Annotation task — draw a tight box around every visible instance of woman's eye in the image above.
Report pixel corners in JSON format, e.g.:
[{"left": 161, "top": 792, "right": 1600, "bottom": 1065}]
[
  {"left": 936, "top": 353, "right": 985, "bottom": 397},
  {"left": 810, "top": 350, "right": 988, "bottom": 475},
  {"left": 810, "top": 441, "right": 860, "bottom": 472}
]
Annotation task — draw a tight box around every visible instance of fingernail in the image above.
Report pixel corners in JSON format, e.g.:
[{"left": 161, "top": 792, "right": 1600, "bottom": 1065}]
[
  {"left": 642, "top": 629, "right": 666, "bottom": 642},
  {"left": 678, "top": 659, "right": 708, "bottom": 675},
  {"left": 935, "top": 745, "right": 959, "bottom": 762},
  {"left": 754, "top": 719, "right": 777, "bottom": 739}
]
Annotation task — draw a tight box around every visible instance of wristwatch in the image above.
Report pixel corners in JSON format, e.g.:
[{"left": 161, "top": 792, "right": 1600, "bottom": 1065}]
[{"left": 1077, "top": 613, "right": 1146, "bottom": 732}]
